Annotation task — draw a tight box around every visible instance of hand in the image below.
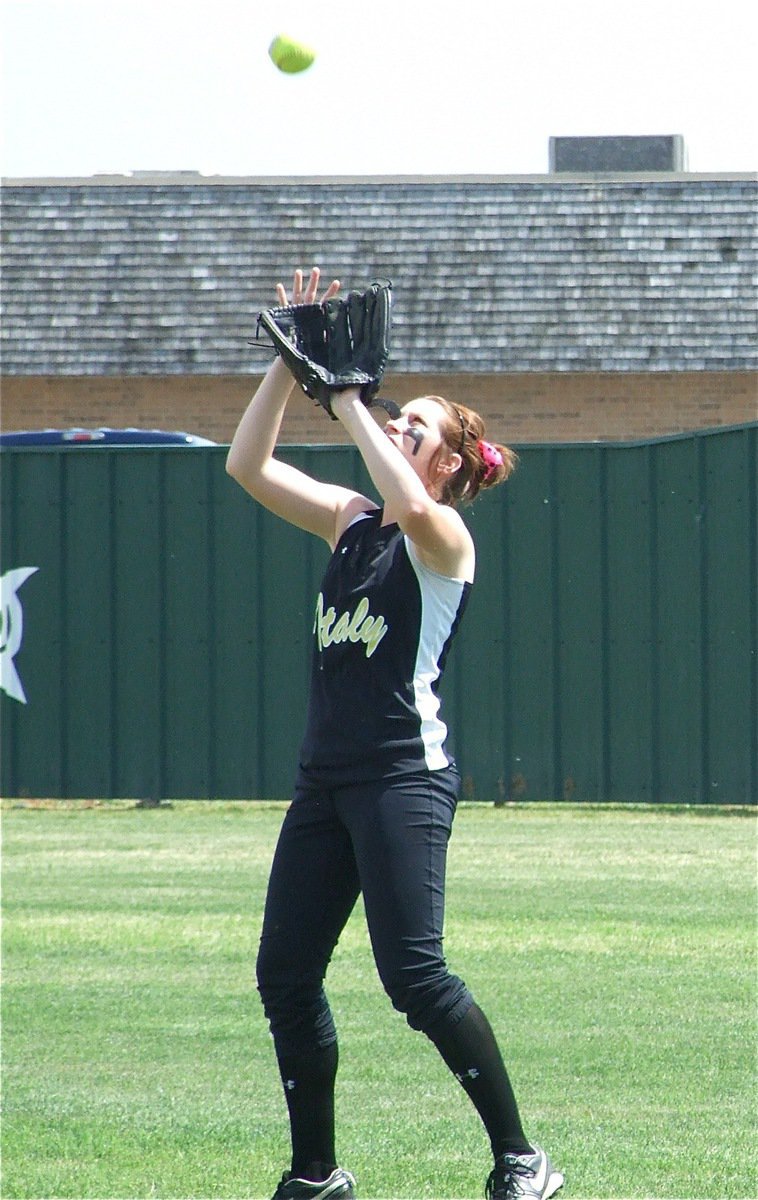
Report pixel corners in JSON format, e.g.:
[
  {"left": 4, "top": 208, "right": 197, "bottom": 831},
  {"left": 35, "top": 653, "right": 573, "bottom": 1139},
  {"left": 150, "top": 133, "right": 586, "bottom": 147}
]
[{"left": 276, "top": 267, "right": 340, "bottom": 308}]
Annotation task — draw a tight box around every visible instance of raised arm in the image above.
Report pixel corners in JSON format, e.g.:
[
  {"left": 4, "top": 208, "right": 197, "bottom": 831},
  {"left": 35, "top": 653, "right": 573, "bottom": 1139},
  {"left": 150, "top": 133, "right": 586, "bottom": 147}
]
[
  {"left": 330, "top": 390, "right": 475, "bottom": 581},
  {"left": 225, "top": 269, "right": 376, "bottom": 548}
]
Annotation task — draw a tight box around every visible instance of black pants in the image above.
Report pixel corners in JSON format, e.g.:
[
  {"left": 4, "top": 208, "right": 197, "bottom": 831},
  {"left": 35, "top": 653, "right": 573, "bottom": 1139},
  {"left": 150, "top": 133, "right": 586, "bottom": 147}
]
[{"left": 256, "top": 767, "right": 473, "bottom": 1055}]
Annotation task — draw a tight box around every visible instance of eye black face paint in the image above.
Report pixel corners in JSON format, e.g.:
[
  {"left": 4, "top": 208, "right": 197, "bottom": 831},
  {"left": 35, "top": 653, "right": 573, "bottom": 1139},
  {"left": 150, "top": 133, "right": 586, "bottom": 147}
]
[
  {"left": 375, "top": 396, "right": 424, "bottom": 455},
  {"left": 405, "top": 426, "right": 424, "bottom": 456}
]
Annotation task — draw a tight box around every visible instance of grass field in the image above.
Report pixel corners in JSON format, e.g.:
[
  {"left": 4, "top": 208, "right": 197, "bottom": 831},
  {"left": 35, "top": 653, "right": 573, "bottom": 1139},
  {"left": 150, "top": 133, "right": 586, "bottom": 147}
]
[{"left": 1, "top": 800, "right": 755, "bottom": 1200}]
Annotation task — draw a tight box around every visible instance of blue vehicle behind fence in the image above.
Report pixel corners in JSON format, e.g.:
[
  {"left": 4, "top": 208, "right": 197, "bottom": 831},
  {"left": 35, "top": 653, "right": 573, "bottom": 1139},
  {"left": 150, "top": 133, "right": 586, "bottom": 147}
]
[{"left": 0, "top": 428, "right": 216, "bottom": 447}]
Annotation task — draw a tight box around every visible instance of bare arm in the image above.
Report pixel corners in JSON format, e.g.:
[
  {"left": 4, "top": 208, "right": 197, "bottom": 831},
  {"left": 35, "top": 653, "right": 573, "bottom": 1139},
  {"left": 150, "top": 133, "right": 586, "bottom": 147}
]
[
  {"left": 225, "top": 270, "right": 375, "bottom": 548},
  {"left": 331, "top": 390, "right": 475, "bottom": 580}
]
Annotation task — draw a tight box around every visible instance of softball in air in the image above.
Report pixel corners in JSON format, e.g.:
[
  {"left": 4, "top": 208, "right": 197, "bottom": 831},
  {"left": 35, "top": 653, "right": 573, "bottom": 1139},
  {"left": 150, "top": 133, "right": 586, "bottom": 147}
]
[{"left": 268, "top": 34, "right": 316, "bottom": 74}]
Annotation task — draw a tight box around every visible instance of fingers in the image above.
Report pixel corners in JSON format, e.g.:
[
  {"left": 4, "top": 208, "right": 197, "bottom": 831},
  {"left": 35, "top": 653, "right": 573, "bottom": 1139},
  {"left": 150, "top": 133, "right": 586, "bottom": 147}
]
[
  {"left": 303, "top": 267, "right": 341, "bottom": 304},
  {"left": 275, "top": 267, "right": 341, "bottom": 306}
]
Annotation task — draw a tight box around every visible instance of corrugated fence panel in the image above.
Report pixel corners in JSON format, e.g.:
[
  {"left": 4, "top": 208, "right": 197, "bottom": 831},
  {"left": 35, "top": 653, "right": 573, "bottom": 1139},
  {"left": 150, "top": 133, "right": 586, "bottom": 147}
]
[
  {"left": 605, "top": 443, "right": 657, "bottom": 801},
  {"left": 490, "top": 449, "right": 558, "bottom": 800},
  {"left": 1, "top": 425, "right": 755, "bottom": 802},
  {"left": 161, "top": 452, "right": 213, "bottom": 797},
  {"left": 2, "top": 452, "right": 65, "bottom": 795},
  {"left": 110, "top": 451, "right": 165, "bottom": 799},
  {"left": 60, "top": 453, "right": 116, "bottom": 796},
  {"left": 699, "top": 427, "right": 756, "bottom": 801},
  {"left": 209, "top": 477, "right": 266, "bottom": 800},
  {"left": 557, "top": 447, "right": 609, "bottom": 802},
  {"left": 655, "top": 435, "right": 703, "bottom": 801}
]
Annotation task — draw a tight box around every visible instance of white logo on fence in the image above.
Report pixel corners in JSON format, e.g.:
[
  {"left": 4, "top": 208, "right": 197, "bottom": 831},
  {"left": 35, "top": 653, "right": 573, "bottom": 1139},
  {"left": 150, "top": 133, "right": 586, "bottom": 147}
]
[{"left": 0, "top": 567, "right": 39, "bottom": 704}]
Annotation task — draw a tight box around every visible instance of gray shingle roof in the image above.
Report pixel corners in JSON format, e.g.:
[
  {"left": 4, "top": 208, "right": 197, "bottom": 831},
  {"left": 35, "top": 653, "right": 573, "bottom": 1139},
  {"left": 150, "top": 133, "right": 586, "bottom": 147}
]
[{"left": 2, "top": 174, "right": 756, "bottom": 375}]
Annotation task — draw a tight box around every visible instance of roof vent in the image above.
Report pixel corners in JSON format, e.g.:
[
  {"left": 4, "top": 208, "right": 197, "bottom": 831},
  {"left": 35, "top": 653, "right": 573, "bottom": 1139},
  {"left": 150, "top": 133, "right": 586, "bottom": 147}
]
[{"left": 549, "top": 135, "right": 687, "bottom": 173}]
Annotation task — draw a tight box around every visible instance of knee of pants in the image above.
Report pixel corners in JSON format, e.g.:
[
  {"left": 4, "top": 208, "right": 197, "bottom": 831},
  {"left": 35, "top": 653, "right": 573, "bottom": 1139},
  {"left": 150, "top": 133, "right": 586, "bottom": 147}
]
[
  {"left": 379, "top": 959, "right": 471, "bottom": 1035},
  {"left": 256, "top": 940, "right": 336, "bottom": 1052}
]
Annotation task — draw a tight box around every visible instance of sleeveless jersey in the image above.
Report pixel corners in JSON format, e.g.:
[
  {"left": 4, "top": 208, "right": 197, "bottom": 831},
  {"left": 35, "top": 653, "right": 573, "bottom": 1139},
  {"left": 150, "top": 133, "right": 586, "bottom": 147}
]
[{"left": 298, "top": 509, "right": 472, "bottom": 785}]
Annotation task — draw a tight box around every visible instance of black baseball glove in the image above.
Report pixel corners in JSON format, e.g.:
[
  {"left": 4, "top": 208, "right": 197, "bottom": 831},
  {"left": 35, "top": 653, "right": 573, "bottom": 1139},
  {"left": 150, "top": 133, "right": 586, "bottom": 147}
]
[{"left": 255, "top": 279, "right": 395, "bottom": 420}]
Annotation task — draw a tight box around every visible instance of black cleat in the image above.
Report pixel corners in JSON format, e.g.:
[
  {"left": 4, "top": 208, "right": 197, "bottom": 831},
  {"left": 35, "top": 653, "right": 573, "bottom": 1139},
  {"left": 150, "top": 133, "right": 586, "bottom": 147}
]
[
  {"left": 269, "top": 1165, "right": 356, "bottom": 1200},
  {"left": 485, "top": 1146, "right": 564, "bottom": 1200}
]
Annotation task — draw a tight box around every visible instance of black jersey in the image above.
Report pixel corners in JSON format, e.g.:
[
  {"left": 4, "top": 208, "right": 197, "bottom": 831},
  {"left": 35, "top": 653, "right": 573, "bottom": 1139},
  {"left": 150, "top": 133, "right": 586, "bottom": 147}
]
[{"left": 298, "top": 509, "right": 471, "bottom": 785}]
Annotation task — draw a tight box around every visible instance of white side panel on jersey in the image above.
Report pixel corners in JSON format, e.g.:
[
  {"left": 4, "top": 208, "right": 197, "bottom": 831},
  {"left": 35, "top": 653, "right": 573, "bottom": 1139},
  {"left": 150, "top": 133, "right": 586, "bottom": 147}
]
[{"left": 404, "top": 538, "right": 467, "bottom": 770}]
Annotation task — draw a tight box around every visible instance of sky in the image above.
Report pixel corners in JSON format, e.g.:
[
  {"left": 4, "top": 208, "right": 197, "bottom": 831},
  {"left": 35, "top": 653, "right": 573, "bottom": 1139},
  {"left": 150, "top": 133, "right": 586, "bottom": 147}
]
[{"left": 1, "top": 0, "right": 756, "bottom": 179}]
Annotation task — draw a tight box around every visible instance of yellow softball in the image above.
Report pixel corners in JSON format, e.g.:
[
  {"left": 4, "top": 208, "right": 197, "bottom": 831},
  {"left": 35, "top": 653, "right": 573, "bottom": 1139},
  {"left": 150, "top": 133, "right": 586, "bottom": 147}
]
[{"left": 268, "top": 34, "right": 316, "bottom": 75}]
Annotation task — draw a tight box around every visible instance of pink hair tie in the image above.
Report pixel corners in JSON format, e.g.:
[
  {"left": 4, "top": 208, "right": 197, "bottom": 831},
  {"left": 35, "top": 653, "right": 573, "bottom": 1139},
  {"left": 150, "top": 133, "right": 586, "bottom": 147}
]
[{"left": 478, "top": 439, "right": 504, "bottom": 481}]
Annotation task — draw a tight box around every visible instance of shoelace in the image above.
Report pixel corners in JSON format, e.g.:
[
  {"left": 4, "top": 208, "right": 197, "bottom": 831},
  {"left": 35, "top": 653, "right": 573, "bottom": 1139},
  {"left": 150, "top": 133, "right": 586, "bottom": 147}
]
[{"left": 485, "top": 1155, "right": 534, "bottom": 1200}]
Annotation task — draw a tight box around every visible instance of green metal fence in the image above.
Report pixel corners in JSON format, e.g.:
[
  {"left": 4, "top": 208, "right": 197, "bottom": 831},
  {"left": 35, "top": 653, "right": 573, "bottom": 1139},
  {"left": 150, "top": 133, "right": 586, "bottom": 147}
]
[{"left": 2, "top": 424, "right": 755, "bottom": 803}]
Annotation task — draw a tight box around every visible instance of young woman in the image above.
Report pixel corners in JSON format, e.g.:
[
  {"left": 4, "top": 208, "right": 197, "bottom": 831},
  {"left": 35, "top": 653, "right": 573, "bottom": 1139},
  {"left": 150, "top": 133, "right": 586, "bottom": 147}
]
[{"left": 226, "top": 269, "right": 563, "bottom": 1200}]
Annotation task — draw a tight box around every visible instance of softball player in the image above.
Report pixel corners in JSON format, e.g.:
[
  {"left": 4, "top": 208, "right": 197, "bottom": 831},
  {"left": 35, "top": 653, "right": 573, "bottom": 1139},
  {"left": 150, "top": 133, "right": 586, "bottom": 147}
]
[{"left": 226, "top": 269, "right": 563, "bottom": 1200}]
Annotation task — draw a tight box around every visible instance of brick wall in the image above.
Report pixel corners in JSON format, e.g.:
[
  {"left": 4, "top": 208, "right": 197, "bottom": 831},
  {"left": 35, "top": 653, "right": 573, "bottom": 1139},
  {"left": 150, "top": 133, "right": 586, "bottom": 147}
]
[{"left": 2, "top": 370, "right": 756, "bottom": 446}]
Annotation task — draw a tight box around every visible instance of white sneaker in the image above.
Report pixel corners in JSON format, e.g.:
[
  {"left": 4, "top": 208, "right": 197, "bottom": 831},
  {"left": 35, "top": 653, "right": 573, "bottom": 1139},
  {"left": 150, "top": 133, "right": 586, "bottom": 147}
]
[{"left": 485, "top": 1146, "right": 564, "bottom": 1200}]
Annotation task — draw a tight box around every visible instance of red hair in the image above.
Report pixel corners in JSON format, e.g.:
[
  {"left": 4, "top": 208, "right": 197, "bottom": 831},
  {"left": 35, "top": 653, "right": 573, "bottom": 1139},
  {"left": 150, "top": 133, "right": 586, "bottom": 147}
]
[{"left": 425, "top": 396, "right": 517, "bottom": 507}]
